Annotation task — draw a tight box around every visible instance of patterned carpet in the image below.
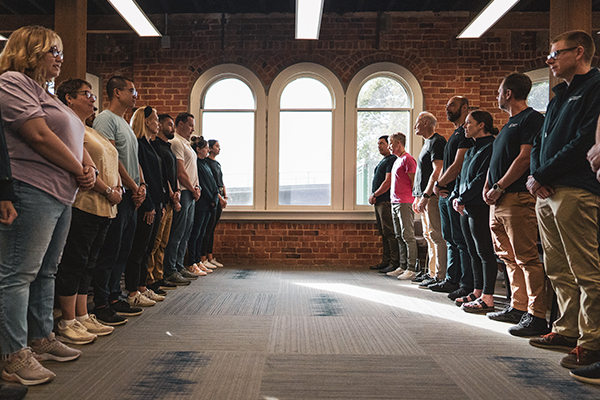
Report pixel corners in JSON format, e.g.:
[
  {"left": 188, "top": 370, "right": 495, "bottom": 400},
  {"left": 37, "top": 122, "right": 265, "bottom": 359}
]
[{"left": 19, "top": 266, "right": 600, "bottom": 399}]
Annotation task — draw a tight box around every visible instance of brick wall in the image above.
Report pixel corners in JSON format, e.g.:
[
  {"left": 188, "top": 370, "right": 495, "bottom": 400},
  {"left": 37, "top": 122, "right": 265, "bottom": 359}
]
[{"left": 84, "top": 11, "right": 586, "bottom": 265}]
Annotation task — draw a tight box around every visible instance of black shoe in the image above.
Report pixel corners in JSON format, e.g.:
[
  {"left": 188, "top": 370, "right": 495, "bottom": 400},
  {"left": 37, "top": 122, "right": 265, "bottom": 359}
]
[
  {"left": 0, "top": 383, "right": 28, "bottom": 400},
  {"left": 93, "top": 306, "right": 128, "bottom": 326},
  {"left": 509, "top": 313, "right": 551, "bottom": 337},
  {"left": 110, "top": 300, "right": 143, "bottom": 316},
  {"left": 370, "top": 262, "right": 388, "bottom": 270},
  {"left": 487, "top": 306, "right": 525, "bottom": 323},
  {"left": 379, "top": 265, "right": 397, "bottom": 274},
  {"left": 418, "top": 277, "right": 438, "bottom": 289},
  {"left": 447, "top": 287, "right": 471, "bottom": 301},
  {"left": 570, "top": 361, "right": 600, "bottom": 384},
  {"left": 156, "top": 278, "right": 178, "bottom": 290},
  {"left": 179, "top": 269, "right": 200, "bottom": 280},
  {"left": 411, "top": 271, "right": 431, "bottom": 284},
  {"left": 165, "top": 272, "right": 191, "bottom": 286},
  {"left": 428, "top": 280, "right": 459, "bottom": 293},
  {"left": 151, "top": 286, "right": 167, "bottom": 296}
]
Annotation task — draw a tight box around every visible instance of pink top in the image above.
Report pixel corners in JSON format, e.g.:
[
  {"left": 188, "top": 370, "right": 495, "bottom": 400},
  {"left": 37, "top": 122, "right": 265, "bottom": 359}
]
[
  {"left": 391, "top": 152, "right": 416, "bottom": 204},
  {"left": 0, "top": 71, "right": 84, "bottom": 205}
]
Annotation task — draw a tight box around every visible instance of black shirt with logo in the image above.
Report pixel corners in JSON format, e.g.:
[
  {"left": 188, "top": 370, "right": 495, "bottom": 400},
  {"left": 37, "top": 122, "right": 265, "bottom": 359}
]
[
  {"left": 371, "top": 154, "right": 396, "bottom": 204},
  {"left": 442, "top": 125, "right": 473, "bottom": 191},
  {"left": 414, "top": 133, "right": 446, "bottom": 197}
]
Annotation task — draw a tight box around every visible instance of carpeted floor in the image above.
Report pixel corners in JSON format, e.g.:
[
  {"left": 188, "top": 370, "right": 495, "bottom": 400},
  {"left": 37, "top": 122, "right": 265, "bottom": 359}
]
[{"left": 16, "top": 266, "right": 600, "bottom": 399}]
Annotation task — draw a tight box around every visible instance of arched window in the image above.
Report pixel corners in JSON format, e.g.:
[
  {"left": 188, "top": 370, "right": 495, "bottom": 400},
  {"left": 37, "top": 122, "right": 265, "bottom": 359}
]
[
  {"left": 355, "top": 76, "right": 412, "bottom": 205},
  {"left": 278, "top": 77, "right": 333, "bottom": 206},
  {"left": 526, "top": 68, "right": 550, "bottom": 113},
  {"left": 201, "top": 78, "right": 255, "bottom": 206}
]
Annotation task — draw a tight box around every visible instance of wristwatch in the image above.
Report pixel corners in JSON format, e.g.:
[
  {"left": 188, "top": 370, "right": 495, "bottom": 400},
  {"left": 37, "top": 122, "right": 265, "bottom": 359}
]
[
  {"left": 103, "top": 187, "right": 113, "bottom": 197},
  {"left": 423, "top": 193, "right": 430, "bottom": 199},
  {"left": 492, "top": 183, "right": 505, "bottom": 193}
]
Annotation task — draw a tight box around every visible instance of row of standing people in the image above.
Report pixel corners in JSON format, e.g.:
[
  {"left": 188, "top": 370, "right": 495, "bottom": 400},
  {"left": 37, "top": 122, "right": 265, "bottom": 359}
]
[
  {"left": 0, "top": 25, "right": 227, "bottom": 388},
  {"left": 370, "top": 29, "right": 600, "bottom": 384}
]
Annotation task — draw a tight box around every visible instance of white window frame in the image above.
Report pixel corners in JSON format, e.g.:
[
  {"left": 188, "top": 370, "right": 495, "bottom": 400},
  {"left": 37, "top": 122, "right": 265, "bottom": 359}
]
[
  {"left": 190, "top": 64, "right": 266, "bottom": 212},
  {"left": 345, "top": 62, "right": 424, "bottom": 211}
]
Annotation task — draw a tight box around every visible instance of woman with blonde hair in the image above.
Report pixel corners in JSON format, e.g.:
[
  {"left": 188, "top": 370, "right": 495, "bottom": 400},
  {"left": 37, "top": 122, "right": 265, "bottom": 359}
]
[
  {"left": 123, "top": 106, "right": 172, "bottom": 308},
  {"left": 0, "top": 25, "right": 95, "bottom": 385}
]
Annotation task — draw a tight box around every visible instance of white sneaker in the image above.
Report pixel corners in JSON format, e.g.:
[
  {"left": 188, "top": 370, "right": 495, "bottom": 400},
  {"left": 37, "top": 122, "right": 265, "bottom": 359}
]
[
  {"left": 2, "top": 348, "right": 55, "bottom": 385},
  {"left": 31, "top": 333, "right": 82, "bottom": 362},
  {"left": 56, "top": 320, "right": 97, "bottom": 345},
  {"left": 203, "top": 260, "right": 218, "bottom": 269},
  {"left": 80, "top": 315, "right": 114, "bottom": 336},
  {"left": 127, "top": 292, "right": 156, "bottom": 307},
  {"left": 386, "top": 267, "right": 405, "bottom": 277},
  {"left": 209, "top": 259, "right": 224, "bottom": 267},
  {"left": 397, "top": 270, "right": 417, "bottom": 280},
  {"left": 142, "top": 288, "right": 165, "bottom": 302}
]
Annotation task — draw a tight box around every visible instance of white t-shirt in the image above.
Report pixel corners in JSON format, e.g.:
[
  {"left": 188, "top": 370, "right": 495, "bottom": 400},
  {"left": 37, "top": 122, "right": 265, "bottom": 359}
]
[{"left": 169, "top": 133, "right": 198, "bottom": 191}]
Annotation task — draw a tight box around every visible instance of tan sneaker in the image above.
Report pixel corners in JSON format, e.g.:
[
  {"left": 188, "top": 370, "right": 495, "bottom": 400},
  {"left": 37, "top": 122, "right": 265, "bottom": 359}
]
[
  {"left": 2, "top": 348, "right": 55, "bottom": 385},
  {"left": 209, "top": 259, "right": 224, "bottom": 267},
  {"left": 203, "top": 260, "right": 218, "bottom": 269},
  {"left": 57, "top": 320, "right": 97, "bottom": 345},
  {"left": 127, "top": 292, "right": 156, "bottom": 307},
  {"left": 79, "top": 315, "right": 114, "bottom": 336},
  {"left": 196, "top": 262, "right": 213, "bottom": 273},
  {"left": 31, "top": 333, "right": 81, "bottom": 362},
  {"left": 142, "top": 289, "right": 165, "bottom": 302}
]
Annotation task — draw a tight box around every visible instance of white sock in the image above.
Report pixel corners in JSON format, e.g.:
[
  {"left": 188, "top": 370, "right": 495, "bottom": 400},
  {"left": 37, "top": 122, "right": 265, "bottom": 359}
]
[
  {"left": 59, "top": 318, "right": 76, "bottom": 329},
  {"left": 76, "top": 314, "right": 89, "bottom": 323}
]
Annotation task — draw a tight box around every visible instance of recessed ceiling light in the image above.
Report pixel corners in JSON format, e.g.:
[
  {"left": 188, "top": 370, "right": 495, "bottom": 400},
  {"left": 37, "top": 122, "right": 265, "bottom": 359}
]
[
  {"left": 107, "top": 0, "right": 161, "bottom": 37},
  {"left": 296, "top": 0, "right": 324, "bottom": 40},
  {"left": 457, "top": 0, "right": 520, "bottom": 39}
]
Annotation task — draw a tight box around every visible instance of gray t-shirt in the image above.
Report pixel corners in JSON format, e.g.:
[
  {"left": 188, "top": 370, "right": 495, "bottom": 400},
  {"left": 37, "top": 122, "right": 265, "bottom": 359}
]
[
  {"left": 0, "top": 71, "right": 84, "bottom": 205},
  {"left": 93, "top": 109, "right": 140, "bottom": 185}
]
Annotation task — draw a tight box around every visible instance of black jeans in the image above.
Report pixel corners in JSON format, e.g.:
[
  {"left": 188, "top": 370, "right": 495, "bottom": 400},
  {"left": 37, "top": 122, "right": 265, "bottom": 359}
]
[
  {"left": 202, "top": 203, "right": 222, "bottom": 256},
  {"left": 56, "top": 207, "right": 111, "bottom": 296},
  {"left": 439, "top": 195, "right": 472, "bottom": 288},
  {"left": 124, "top": 204, "right": 162, "bottom": 292},
  {"left": 460, "top": 204, "right": 497, "bottom": 295},
  {"left": 188, "top": 203, "right": 215, "bottom": 264}
]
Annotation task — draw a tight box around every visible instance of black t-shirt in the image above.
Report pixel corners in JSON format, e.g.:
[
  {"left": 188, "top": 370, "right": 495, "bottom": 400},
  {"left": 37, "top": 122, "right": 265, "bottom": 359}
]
[
  {"left": 442, "top": 125, "right": 473, "bottom": 191},
  {"left": 488, "top": 107, "right": 544, "bottom": 193},
  {"left": 371, "top": 154, "right": 396, "bottom": 203},
  {"left": 414, "top": 133, "right": 446, "bottom": 197},
  {"left": 205, "top": 157, "right": 224, "bottom": 189}
]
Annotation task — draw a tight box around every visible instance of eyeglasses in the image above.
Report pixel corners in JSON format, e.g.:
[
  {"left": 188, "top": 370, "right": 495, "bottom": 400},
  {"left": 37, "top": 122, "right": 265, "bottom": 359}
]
[
  {"left": 48, "top": 45, "right": 63, "bottom": 60},
  {"left": 118, "top": 87, "right": 138, "bottom": 97},
  {"left": 75, "top": 91, "right": 97, "bottom": 101},
  {"left": 547, "top": 47, "right": 578, "bottom": 60}
]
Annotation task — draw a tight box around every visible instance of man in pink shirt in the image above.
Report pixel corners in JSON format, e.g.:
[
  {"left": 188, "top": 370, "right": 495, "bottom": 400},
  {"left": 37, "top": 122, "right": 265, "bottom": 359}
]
[{"left": 389, "top": 132, "right": 418, "bottom": 280}]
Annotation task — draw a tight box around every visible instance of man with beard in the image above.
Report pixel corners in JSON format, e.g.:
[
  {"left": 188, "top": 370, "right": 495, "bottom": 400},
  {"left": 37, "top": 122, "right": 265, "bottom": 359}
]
[
  {"left": 483, "top": 73, "right": 548, "bottom": 337},
  {"left": 147, "top": 114, "right": 181, "bottom": 292},
  {"left": 430, "top": 96, "right": 473, "bottom": 299},
  {"left": 368, "top": 135, "right": 399, "bottom": 273}
]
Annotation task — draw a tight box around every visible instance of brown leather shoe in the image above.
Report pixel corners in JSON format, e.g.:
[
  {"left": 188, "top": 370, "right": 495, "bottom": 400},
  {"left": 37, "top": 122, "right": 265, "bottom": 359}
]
[
  {"left": 561, "top": 346, "right": 600, "bottom": 369},
  {"left": 529, "top": 332, "right": 578, "bottom": 351}
]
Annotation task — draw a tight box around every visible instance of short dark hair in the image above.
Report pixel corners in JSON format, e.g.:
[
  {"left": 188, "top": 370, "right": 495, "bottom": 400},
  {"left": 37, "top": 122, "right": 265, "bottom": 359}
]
[
  {"left": 158, "top": 113, "right": 173, "bottom": 124},
  {"left": 503, "top": 73, "right": 532, "bottom": 101},
  {"left": 378, "top": 135, "right": 389, "bottom": 144},
  {"left": 389, "top": 132, "right": 406, "bottom": 146},
  {"left": 106, "top": 76, "right": 133, "bottom": 101},
  {"left": 56, "top": 78, "right": 92, "bottom": 106},
  {"left": 552, "top": 30, "right": 595, "bottom": 63},
  {"left": 190, "top": 135, "right": 208, "bottom": 151},
  {"left": 208, "top": 139, "right": 219, "bottom": 149},
  {"left": 175, "top": 112, "right": 194, "bottom": 126}
]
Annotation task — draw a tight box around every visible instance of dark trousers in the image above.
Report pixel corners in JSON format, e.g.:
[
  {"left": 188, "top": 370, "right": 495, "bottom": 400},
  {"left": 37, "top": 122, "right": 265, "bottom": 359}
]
[
  {"left": 93, "top": 191, "right": 137, "bottom": 307},
  {"left": 461, "top": 204, "right": 497, "bottom": 294},
  {"left": 202, "top": 203, "right": 222, "bottom": 256},
  {"left": 124, "top": 204, "right": 162, "bottom": 292},
  {"left": 439, "top": 195, "right": 472, "bottom": 288},
  {"left": 188, "top": 204, "right": 215, "bottom": 264},
  {"left": 56, "top": 207, "right": 111, "bottom": 296}
]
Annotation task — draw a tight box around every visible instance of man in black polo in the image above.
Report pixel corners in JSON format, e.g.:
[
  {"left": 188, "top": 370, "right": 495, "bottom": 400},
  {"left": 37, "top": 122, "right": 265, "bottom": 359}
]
[{"left": 368, "top": 135, "right": 398, "bottom": 273}]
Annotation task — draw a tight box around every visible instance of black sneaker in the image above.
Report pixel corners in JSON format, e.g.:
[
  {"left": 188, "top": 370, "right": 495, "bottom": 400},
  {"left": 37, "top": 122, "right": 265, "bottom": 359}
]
[
  {"left": 428, "top": 280, "right": 459, "bottom": 293},
  {"left": 378, "top": 265, "right": 397, "bottom": 274},
  {"left": 165, "top": 272, "right": 191, "bottom": 286},
  {"left": 570, "top": 361, "right": 600, "bottom": 384},
  {"left": 93, "top": 306, "right": 128, "bottom": 326},
  {"left": 447, "top": 287, "right": 471, "bottom": 301},
  {"left": 411, "top": 272, "right": 431, "bottom": 284},
  {"left": 110, "top": 300, "right": 143, "bottom": 316},
  {"left": 509, "top": 313, "right": 551, "bottom": 337},
  {"left": 0, "top": 383, "right": 28, "bottom": 400},
  {"left": 487, "top": 306, "right": 525, "bottom": 323},
  {"left": 156, "top": 279, "right": 177, "bottom": 290},
  {"left": 418, "top": 277, "right": 438, "bottom": 289},
  {"left": 151, "top": 286, "right": 167, "bottom": 296},
  {"left": 370, "top": 262, "right": 388, "bottom": 270}
]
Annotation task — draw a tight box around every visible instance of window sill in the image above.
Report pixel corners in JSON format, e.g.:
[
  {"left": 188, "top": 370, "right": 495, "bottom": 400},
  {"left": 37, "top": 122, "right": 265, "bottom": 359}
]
[{"left": 220, "top": 209, "right": 377, "bottom": 222}]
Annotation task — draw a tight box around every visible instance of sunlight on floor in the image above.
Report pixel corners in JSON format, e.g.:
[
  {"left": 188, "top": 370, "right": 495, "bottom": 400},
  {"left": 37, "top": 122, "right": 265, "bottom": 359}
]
[{"left": 294, "top": 282, "right": 511, "bottom": 336}]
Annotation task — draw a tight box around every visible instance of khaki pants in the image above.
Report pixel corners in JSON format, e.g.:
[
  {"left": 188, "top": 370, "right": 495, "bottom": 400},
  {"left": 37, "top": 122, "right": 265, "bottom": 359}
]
[
  {"left": 536, "top": 187, "right": 600, "bottom": 350},
  {"left": 147, "top": 204, "right": 173, "bottom": 284},
  {"left": 421, "top": 195, "right": 446, "bottom": 279},
  {"left": 491, "top": 192, "right": 546, "bottom": 318}
]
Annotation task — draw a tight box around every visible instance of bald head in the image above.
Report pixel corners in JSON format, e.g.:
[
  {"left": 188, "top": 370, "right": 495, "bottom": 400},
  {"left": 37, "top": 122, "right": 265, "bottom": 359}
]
[
  {"left": 446, "top": 96, "right": 469, "bottom": 125},
  {"left": 415, "top": 111, "right": 437, "bottom": 138}
]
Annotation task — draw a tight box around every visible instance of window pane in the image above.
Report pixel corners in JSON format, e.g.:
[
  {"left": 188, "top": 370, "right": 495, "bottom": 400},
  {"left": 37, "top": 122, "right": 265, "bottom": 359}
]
[
  {"left": 357, "top": 77, "right": 409, "bottom": 109},
  {"left": 279, "top": 111, "right": 331, "bottom": 205},
  {"left": 202, "top": 112, "right": 254, "bottom": 206},
  {"left": 356, "top": 110, "right": 411, "bottom": 205},
  {"left": 528, "top": 81, "right": 549, "bottom": 113},
  {"left": 280, "top": 77, "right": 332, "bottom": 109},
  {"left": 204, "top": 78, "right": 255, "bottom": 110}
]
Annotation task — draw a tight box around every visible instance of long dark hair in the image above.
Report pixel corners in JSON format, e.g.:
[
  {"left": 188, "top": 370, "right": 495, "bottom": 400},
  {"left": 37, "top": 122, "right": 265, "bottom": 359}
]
[{"left": 469, "top": 110, "right": 499, "bottom": 136}]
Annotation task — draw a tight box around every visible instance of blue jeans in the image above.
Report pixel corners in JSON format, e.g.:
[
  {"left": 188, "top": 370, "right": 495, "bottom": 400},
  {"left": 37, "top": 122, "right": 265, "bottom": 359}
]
[
  {"left": 439, "top": 195, "right": 472, "bottom": 288},
  {"left": 0, "top": 181, "right": 71, "bottom": 355},
  {"left": 164, "top": 190, "right": 195, "bottom": 275}
]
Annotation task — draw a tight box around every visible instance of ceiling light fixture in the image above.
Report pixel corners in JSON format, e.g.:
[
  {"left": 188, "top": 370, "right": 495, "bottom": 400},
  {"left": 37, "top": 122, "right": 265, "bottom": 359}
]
[
  {"left": 107, "top": 0, "right": 161, "bottom": 37},
  {"left": 296, "top": 0, "right": 324, "bottom": 40},
  {"left": 0, "top": 34, "right": 7, "bottom": 41},
  {"left": 457, "top": 0, "right": 520, "bottom": 39}
]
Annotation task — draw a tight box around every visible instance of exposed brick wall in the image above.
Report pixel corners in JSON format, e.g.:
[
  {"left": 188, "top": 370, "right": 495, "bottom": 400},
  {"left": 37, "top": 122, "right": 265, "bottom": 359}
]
[{"left": 83, "top": 11, "right": 592, "bottom": 265}]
